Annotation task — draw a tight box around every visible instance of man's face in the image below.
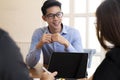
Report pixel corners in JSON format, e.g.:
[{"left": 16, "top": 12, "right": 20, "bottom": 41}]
[{"left": 43, "top": 6, "right": 63, "bottom": 31}]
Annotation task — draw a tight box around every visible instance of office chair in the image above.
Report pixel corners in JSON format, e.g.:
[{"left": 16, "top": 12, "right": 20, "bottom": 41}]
[{"left": 83, "top": 49, "right": 96, "bottom": 68}]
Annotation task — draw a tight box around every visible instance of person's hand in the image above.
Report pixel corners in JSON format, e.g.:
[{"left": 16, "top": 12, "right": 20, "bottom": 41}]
[
  {"left": 41, "top": 71, "right": 58, "bottom": 80},
  {"left": 41, "top": 34, "right": 52, "bottom": 44},
  {"left": 51, "top": 33, "right": 69, "bottom": 48},
  {"left": 36, "top": 34, "right": 52, "bottom": 49}
]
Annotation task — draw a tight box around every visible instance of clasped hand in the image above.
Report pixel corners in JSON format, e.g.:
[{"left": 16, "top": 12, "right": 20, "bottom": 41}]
[{"left": 37, "top": 33, "right": 69, "bottom": 49}]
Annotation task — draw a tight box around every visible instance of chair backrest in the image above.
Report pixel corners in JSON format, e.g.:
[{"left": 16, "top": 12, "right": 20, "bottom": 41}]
[{"left": 83, "top": 49, "right": 96, "bottom": 68}]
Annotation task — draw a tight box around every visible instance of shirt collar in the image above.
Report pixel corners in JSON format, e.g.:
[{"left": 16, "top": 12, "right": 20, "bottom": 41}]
[
  {"left": 60, "top": 24, "right": 67, "bottom": 35},
  {"left": 44, "top": 24, "right": 67, "bottom": 34},
  {"left": 44, "top": 27, "right": 50, "bottom": 34}
]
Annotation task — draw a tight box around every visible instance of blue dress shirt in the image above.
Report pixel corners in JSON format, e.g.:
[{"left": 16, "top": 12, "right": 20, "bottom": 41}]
[{"left": 26, "top": 25, "right": 83, "bottom": 67}]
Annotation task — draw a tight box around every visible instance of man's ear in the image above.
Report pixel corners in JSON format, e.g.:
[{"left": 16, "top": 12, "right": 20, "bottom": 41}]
[{"left": 42, "top": 16, "right": 47, "bottom": 21}]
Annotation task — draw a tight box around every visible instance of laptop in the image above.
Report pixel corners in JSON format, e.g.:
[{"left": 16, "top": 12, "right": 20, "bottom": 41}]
[{"left": 47, "top": 52, "right": 88, "bottom": 79}]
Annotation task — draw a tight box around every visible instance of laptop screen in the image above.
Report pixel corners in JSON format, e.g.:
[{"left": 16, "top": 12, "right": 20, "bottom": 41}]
[{"left": 47, "top": 52, "right": 88, "bottom": 79}]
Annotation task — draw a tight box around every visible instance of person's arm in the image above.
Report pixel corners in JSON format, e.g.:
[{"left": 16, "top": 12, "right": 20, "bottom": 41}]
[
  {"left": 41, "top": 71, "right": 57, "bottom": 80},
  {"left": 26, "top": 29, "right": 52, "bottom": 68},
  {"left": 51, "top": 30, "right": 83, "bottom": 52},
  {"left": 88, "top": 76, "right": 93, "bottom": 80},
  {"left": 65, "top": 29, "right": 83, "bottom": 52},
  {"left": 0, "top": 29, "right": 32, "bottom": 80},
  {"left": 26, "top": 29, "right": 43, "bottom": 68},
  {"left": 51, "top": 33, "right": 69, "bottom": 48},
  {"left": 26, "top": 47, "right": 41, "bottom": 68}
]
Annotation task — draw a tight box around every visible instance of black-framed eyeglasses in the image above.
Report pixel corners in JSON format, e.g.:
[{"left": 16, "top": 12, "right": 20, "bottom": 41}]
[{"left": 45, "top": 12, "right": 63, "bottom": 19}]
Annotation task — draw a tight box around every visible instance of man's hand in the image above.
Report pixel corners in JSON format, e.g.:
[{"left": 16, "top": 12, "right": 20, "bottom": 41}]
[
  {"left": 51, "top": 33, "right": 69, "bottom": 48},
  {"left": 41, "top": 71, "right": 58, "bottom": 80},
  {"left": 36, "top": 34, "right": 52, "bottom": 49},
  {"left": 36, "top": 33, "right": 69, "bottom": 49},
  {"left": 41, "top": 34, "right": 52, "bottom": 44}
]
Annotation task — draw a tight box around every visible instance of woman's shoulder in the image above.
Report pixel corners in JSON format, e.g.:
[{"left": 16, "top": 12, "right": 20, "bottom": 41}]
[
  {"left": 106, "top": 47, "right": 120, "bottom": 66},
  {"left": 108, "top": 47, "right": 120, "bottom": 55}
]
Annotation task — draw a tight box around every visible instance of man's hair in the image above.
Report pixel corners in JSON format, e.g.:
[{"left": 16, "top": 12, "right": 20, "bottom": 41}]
[{"left": 41, "top": 0, "right": 61, "bottom": 15}]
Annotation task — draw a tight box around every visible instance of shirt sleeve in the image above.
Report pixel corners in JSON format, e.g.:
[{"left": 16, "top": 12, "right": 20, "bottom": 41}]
[
  {"left": 26, "top": 29, "right": 42, "bottom": 68},
  {"left": 26, "top": 47, "right": 41, "bottom": 68},
  {"left": 65, "top": 29, "right": 83, "bottom": 52}
]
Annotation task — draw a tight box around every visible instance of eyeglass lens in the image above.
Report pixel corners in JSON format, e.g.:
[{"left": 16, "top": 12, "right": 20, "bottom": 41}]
[{"left": 46, "top": 12, "right": 63, "bottom": 19}]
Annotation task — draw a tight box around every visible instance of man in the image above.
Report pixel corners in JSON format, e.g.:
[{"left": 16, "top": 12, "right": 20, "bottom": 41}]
[{"left": 26, "top": 0, "right": 83, "bottom": 68}]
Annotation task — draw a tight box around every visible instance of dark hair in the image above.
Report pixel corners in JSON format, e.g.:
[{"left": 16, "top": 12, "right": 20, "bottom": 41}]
[
  {"left": 41, "top": 0, "right": 61, "bottom": 15},
  {"left": 96, "top": 0, "right": 120, "bottom": 50}
]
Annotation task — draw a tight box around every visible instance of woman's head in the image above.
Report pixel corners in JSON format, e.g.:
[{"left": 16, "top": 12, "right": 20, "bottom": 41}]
[{"left": 96, "top": 0, "right": 120, "bottom": 50}]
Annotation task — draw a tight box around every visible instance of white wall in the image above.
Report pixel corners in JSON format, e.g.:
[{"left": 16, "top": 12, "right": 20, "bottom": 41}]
[{"left": 0, "top": 0, "right": 45, "bottom": 61}]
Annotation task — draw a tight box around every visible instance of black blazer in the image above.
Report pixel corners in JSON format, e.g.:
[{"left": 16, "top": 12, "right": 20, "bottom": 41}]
[
  {"left": 93, "top": 47, "right": 120, "bottom": 80},
  {"left": 0, "top": 29, "right": 32, "bottom": 80}
]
